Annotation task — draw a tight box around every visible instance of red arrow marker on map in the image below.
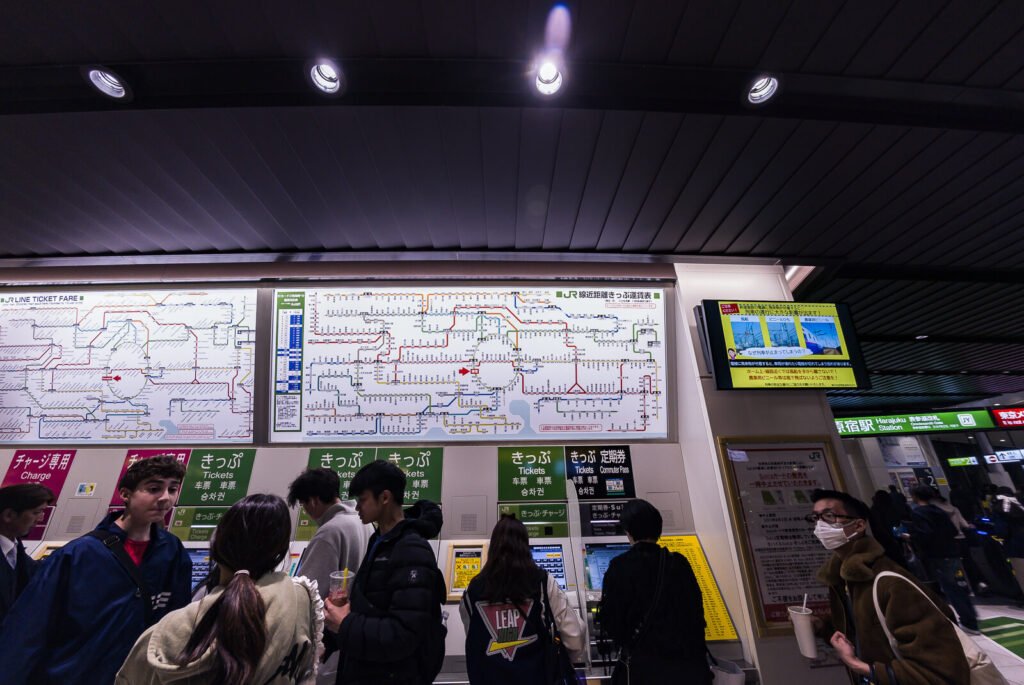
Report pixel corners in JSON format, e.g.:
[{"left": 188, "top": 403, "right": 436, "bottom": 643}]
[{"left": 458, "top": 368, "right": 470, "bottom": 375}]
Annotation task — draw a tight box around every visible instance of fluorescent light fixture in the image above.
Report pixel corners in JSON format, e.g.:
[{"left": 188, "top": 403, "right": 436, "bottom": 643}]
[
  {"left": 85, "top": 67, "right": 130, "bottom": 100},
  {"left": 535, "top": 58, "right": 563, "bottom": 96},
  {"left": 309, "top": 60, "right": 343, "bottom": 95},
  {"left": 915, "top": 335, "right": 929, "bottom": 340},
  {"left": 783, "top": 264, "right": 815, "bottom": 290},
  {"left": 748, "top": 75, "right": 779, "bottom": 104}
]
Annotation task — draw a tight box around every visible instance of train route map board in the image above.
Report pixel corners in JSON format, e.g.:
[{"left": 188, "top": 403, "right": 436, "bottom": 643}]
[
  {"left": 0, "top": 289, "right": 257, "bottom": 443},
  {"left": 271, "top": 287, "right": 668, "bottom": 442}
]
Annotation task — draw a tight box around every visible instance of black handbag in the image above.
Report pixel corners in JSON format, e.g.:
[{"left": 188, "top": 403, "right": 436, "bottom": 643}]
[{"left": 516, "top": 572, "right": 579, "bottom": 685}]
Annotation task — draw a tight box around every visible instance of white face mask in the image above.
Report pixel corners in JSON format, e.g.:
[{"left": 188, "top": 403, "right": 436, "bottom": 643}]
[{"left": 814, "top": 519, "right": 855, "bottom": 550}]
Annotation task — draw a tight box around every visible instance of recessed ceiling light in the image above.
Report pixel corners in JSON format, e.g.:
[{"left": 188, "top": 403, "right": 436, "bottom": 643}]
[
  {"left": 309, "top": 60, "right": 343, "bottom": 95},
  {"left": 85, "top": 67, "right": 130, "bottom": 100},
  {"left": 747, "top": 75, "right": 779, "bottom": 105},
  {"left": 1000, "top": 439, "right": 1007, "bottom": 443},
  {"left": 535, "top": 59, "right": 563, "bottom": 96},
  {"left": 995, "top": 403, "right": 1002, "bottom": 406},
  {"left": 915, "top": 335, "right": 929, "bottom": 340}
]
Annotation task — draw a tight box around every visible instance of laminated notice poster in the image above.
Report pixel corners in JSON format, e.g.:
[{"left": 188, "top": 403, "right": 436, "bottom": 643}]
[{"left": 718, "top": 438, "right": 844, "bottom": 636}]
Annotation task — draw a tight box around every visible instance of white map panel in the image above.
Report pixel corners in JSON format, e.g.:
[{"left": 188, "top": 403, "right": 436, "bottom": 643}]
[
  {"left": 0, "top": 289, "right": 257, "bottom": 443},
  {"left": 271, "top": 287, "right": 668, "bottom": 442}
]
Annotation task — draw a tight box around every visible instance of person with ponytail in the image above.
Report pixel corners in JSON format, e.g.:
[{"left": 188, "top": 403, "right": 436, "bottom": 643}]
[{"left": 116, "top": 494, "right": 325, "bottom": 685}]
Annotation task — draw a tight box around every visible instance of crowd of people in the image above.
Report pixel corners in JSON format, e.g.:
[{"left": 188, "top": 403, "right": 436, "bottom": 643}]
[{"left": 0, "top": 456, "right": 712, "bottom": 685}]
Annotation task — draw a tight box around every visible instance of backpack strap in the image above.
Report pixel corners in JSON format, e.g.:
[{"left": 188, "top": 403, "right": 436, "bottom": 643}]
[{"left": 86, "top": 530, "right": 153, "bottom": 624}]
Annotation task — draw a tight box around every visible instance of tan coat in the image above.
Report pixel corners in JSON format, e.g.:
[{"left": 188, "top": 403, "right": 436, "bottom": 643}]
[{"left": 817, "top": 537, "right": 970, "bottom": 685}]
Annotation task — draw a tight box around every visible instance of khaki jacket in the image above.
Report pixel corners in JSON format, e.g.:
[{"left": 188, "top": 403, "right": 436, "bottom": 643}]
[
  {"left": 116, "top": 572, "right": 323, "bottom": 685},
  {"left": 817, "top": 537, "right": 969, "bottom": 685}
]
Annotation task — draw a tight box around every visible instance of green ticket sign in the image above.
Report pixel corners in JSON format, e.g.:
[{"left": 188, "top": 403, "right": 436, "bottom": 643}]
[
  {"left": 498, "top": 502, "right": 569, "bottom": 537},
  {"left": 177, "top": 448, "right": 257, "bottom": 506},
  {"left": 169, "top": 507, "right": 226, "bottom": 542},
  {"left": 296, "top": 448, "right": 378, "bottom": 541},
  {"left": 379, "top": 447, "right": 444, "bottom": 502},
  {"left": 835, "top": 410, "right": 994, "bottom": 437},
  {"left": 498, "top": 446, "right": 567, "bottom": 501}
]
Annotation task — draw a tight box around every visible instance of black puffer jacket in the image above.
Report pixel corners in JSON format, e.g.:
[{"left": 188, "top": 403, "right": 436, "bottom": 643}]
[{"left": 335, "top": 500, "right": 445, "bottom": 685}]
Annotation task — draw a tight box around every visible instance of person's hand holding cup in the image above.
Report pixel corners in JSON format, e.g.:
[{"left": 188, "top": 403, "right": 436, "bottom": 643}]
[{"left": 329, "top": 569, "right": 352, "bottom": 607}]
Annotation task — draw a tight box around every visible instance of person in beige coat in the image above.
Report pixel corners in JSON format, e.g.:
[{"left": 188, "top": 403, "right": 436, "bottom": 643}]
[{"left": 116, "top": 494, "right": 324, "bottom": 685}]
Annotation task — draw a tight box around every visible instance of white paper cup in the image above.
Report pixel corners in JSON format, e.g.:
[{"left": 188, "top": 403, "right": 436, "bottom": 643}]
[{"left": 788, "top": 606, "right": 817, "bottom": 659}]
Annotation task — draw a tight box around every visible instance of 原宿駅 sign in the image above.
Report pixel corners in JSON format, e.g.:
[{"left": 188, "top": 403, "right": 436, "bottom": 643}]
[{"left": 835, "top": 410, "right": 993, "bottom": 436}]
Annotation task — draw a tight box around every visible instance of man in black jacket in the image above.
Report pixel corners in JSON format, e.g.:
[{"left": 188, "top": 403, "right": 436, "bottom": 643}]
[
  {"left": 0, "top": 483, "right": 54, "bottom": 624},
  {"left": 599, "top": 499, "right": 712, "bottom": 684},
  {"left": 908, "top": 485, "right": 979, "bottom": 633},
  {"left": 324, "top": 460, "right": 446, "bottom": 685}
]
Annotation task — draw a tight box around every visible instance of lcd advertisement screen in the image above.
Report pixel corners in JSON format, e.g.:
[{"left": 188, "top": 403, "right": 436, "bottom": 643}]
[{"left": 701, "top": 300, "right": 870, "bottom": 390}]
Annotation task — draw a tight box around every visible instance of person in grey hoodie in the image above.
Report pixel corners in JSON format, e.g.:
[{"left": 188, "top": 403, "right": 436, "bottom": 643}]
[
  {"left": 116, "top": 494, "right": 324, "bottom": 685},
  {"left": 288, "top": 468, "right": 372, "bottom": 601},
  {"left": 288, "top": 468, "right": 372, "bottom": 685}
]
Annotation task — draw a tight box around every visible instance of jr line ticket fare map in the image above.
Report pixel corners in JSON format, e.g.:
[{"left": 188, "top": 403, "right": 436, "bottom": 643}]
[
  {"left": 272, "top": 287, "right": 667, "bottom": 442},
  {"left": 0, "top": 290, "right": 257, "bottom": 443}
]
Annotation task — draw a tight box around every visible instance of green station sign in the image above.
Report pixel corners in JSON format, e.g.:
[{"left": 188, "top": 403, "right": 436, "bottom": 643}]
[
  {"left": 498, "top": 446, "right": 567, "bottom": 502},
  {"left": 835, "top": 410, "right": 994, "bottom": 437},
  {"left": 498, "top": 502, "right": 569, "bottom": 537},
  {"left": 177, "top": 448, "right": 257, "bottom": 506}
]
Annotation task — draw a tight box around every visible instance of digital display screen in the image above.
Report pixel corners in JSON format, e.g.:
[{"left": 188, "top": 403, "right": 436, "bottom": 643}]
[
  {"left": 531, "top": 544, "right": 567, "bottom": 590},
  {"left": 188, "top": 548, "right": 212, "bottom": 591},
  {"left": 584, "top": 543, "right": 630, "bottom": 591},
  {"left": 701, "top": 300, "right": 869, "bottom": 390}
]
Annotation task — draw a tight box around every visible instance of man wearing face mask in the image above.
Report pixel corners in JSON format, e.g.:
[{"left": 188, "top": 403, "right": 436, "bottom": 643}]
[{"left": 808, "top": 489, "right": 969, "bottom": 685}]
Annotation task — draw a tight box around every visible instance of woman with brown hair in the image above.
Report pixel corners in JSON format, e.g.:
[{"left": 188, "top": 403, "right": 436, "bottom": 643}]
[
  {"left": 116, "top": 494, "right": 324, "bottom": 685},
  {"left": 460, "top": 514, "right": 585, "bottom": 684}
]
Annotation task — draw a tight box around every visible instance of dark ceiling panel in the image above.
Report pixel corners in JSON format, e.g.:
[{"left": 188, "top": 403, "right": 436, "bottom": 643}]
[
  {"left": 711, "top": 1, "right": 793, "bottom": 68},
  {"left": 574, "top": 0, "right": 637, "bottom": 62},
  {"left": 926, "top": 3, "right": 1024, "bottom": 85},
  {"left": 965, "top": 27, "right": 1024, "bottom": 89},
  {"left": 541, "top": 109, "right": 603, "bottom": 251},
  {"left": 666, "top": 0, "right": 741, "bottom": 66},
  {"left": 756, "top": 0, "right": 845, "bottom": 73},
  {"left": 515, "top": 108, "right": 561, "bottom": 250},
  {"left": 480, "top": 108, "right": 521, "bottom": 250},
  {"left": 440, "top": 108, "right": 487, "bottom": 250},
  {"left": 617, "top": 0, "right": 689, "bottom": 64},
  {"left": 883, "top": 1, "right": 999, "bottom": 81},
  {"left": 798, "top": 0, "right": 899, "bottom": 74},
  {"left": 841, "top": 0, "right": 944, "bottom": 78}
]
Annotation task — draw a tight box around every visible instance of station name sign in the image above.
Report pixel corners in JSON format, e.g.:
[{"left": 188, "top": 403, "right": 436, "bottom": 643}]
[
  {"left": 835, "top": 410, "right": 994, "bottom": 436},
  {"left": 992, "top": 408, "right": 1024, "bottom": 428}
]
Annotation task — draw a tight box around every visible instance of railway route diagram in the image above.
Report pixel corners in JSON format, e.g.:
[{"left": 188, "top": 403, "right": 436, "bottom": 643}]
[
  {"left": 0, "top": 289, "right": 257, "bottom": 443},
  {"left": 272, "top": 287, "right": 667, "bottom": 442}
]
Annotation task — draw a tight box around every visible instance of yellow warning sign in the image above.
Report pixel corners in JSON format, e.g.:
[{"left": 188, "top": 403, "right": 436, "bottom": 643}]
[
  {"left": 447, "top": 544, "right": 486, "bottom": 600},
  {"left": 660, "top": 535, "right": 739, "bottom": 641}
]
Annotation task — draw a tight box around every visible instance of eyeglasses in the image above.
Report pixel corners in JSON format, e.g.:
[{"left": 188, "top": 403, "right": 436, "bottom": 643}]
[{"left": 805, "top": 512, "right": 858, "bottom": 525}]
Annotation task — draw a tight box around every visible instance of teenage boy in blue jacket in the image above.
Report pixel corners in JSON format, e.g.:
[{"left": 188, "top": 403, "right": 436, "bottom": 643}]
[{"left": 0, "top": 455, "right": 192, "bottom": 685}]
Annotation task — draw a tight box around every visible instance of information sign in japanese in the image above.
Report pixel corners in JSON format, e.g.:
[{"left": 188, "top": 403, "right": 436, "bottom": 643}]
[
  {"left": 380, "top": 447, "right": 443, "bottom": 502},
  {"left": 110, "top": 449, "right": 191, "bottom": 506},
  {"left": 719, "top": 439, "right": 842, "bottom": 636},
  {"left": 2, "top": 449, "right": 76, "bottom": 540},
  {"left": 177, "top": 448, "right": 256, "bottom": 506},
  {"left": 947, "top": 457, "right": 979, "bottom": 467},
  {"left": 295, "top": 447, "right": 377, "bottom": 541},
  {"left": 660, "top": 535, "right": 739, "bottom": 642},
  {"left": 992, "top": 407, "right": 1024, "bottom": 428},
  {"left": 446, "top": 544, "right": 486, "bottom": 600},
  {"left": 498, "top": 502, "right": 569, "bottom": 538},
  {"left": 835, "top": 410, "right": 993, "bottom": 436},
  {"left": 565, "top": 445, "right": 634, "bottom": 499},
  {"left": 498, "top": 446, "right": 567, "bottom": 501},
  {"left": 169, "top": 507, "right": 226, "bottom": 542}
]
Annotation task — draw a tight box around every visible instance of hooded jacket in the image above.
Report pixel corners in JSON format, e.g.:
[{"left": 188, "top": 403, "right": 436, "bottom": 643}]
[
  {"left": 817, "top": 536, "right": 969, "bottom": 685},
  {"left": 0, "top": 511, "right": 192, "bottom": 685},
  {"left": 297, "top": 501, "right": 373, "bottom": 601},
  {"left": 115, "top": 572, "right": 324, "bottom": 685},
  {"left": 333, "top": 500, "right": 445, "bottom": 684}
]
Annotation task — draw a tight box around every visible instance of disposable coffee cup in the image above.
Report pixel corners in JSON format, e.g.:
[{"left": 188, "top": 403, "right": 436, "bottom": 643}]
[
  {"left": 329, "top": 569, "right": 352, "bottom": 606},
  {"left": 788, "top": 606, "right": 817, "bottom": 659}
]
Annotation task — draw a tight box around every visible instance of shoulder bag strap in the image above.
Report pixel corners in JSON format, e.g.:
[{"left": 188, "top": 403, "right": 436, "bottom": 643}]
[
  {"left": 86, "top": 530, "right": 153, "bottom": 623},
  {"left": 873, "top": 569, "right": 953, "bottom": 660}
]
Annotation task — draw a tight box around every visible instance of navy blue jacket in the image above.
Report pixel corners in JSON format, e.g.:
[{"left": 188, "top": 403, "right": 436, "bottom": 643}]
[
  {"left": 0, "top": 512, "right": 192, "bottom": 685},
  {"left": 0, "top": 539, "right": 37, "bottom": 627}
]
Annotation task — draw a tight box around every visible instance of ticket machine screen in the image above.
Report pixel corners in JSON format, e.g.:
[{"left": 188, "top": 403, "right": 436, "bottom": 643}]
[
  {"left": 531, "top": 544, "right": 567, "bottom": 590},
  {"left": 584, "top": 543, "right": 630, "bottom": 591},
  {"left": 188, "top": 548, "right": 212, "bottom": 591}
]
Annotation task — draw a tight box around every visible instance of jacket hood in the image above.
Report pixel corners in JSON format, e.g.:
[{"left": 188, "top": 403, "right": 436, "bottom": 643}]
[
  {"left": 403, "top": 499, "right": 443, "bottom": 540},
  {"left": 137, "top": 572, "right": 321, "bottom": 683},
  {"left": 817, "top": 536, "right": 885, "bottom": 585}
]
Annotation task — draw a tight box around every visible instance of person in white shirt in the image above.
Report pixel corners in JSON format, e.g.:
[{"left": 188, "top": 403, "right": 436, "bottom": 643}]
[{"left": 0, "top": 483, "right": 54, "bottom": 623}]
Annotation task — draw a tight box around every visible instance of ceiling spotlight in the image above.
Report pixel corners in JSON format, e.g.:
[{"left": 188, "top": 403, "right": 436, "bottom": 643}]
[
  {"left": 535, "top": 59, "right": 563, "bottom": 96},
  {"left": 309, "top": 60, "right": 343, "bottom": 95},
  {"left": 85, "top": 67, "right": 130, "bottom": 100},
  {"left": 915, "top": 335, "right": 929, "bottom": 340},
  {"left": 747, "top": 75, "right": 779, "bottom": 105}
]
